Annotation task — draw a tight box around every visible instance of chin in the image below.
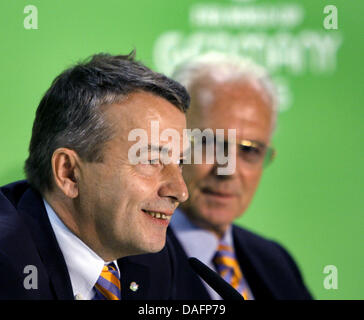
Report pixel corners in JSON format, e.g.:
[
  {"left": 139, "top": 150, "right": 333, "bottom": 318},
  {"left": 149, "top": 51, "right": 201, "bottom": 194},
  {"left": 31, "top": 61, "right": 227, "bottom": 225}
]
[
  {"left": 139, "top": 236, "right": 166, "bottom": 254},
  {"left": 138, "top": 243, "right": 165, "bottom": 255},
  {"left": 149, "top": 244, "right": 165, "bottom": 254},
  {"left": 200, "top": 207, "right": 237, "bottom": 227},
  {"left": 121, "top": 242, "right": 164, "bottom": 258}
]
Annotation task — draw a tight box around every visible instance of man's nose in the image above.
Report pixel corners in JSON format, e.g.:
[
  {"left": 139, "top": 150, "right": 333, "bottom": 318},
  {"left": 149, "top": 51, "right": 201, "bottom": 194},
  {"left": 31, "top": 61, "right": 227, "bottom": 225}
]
[{"left": 158, "top": 165, "right": 189, "bottom": 203}]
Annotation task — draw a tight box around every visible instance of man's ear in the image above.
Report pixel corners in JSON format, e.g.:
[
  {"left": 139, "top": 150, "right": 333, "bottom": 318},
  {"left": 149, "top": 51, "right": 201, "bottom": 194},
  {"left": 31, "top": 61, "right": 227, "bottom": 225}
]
[{"left": 51, "top": 148, "right": 80, "bottom": 199}]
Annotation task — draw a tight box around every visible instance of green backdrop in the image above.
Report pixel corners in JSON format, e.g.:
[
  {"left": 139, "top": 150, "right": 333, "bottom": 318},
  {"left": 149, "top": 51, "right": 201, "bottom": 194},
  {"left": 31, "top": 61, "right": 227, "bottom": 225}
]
[{"left": 0, "top": 0, "right": 363, "bottom": 299}]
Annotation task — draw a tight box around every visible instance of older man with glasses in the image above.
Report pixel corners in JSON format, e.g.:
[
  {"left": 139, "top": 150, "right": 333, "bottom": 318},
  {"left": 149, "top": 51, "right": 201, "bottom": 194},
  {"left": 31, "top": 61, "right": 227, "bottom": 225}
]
[{"left": 168, "top": 52, "right": 312, "bottom": 300}]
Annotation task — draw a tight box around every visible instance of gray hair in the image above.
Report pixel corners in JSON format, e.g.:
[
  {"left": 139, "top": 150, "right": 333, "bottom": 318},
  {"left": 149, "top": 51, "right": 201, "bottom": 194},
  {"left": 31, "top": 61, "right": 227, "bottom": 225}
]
[
  {"left": 172, "top": 52, "right": 278, "bottom": 129},
  {"left": 25, "top": 51, "right": 190, "bottom": 194}
]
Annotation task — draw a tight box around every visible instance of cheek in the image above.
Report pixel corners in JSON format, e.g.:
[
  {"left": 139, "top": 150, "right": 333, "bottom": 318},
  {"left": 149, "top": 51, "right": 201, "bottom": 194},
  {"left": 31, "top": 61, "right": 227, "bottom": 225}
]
[
  {"left": 105, "top": 178, "right": 159, "bottom": 227},
  {"left": 183, "top": 164, "right": 213, "bottom": 188},
  {"left": 80, "top": 164, "right": 115, "bottom": 207},
  {"left": 134, "top": 164, "right": 162, "bottom": 177},
  {"left": 123, "top": 172, "right": 161, "bottom": 210},
  {"left": 240, "top": 168, "right": 263, "bottom": 197},
  {"left": 128, "top": 178, "right": 157, "bottom": 197},
  {"left": 182, "top": 165, "right": 214, "bottom": 208},
  {"left": 96, "top": 168, "right": 150, "bottom": 210}
]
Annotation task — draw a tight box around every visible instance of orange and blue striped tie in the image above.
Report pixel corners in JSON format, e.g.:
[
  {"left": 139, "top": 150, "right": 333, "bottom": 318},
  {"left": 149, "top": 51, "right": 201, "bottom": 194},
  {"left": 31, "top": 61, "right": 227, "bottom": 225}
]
[
  {"left": 93, "top": 262, "right": 121, "bottom": 300},
  {"left": 213, "top": 242, "right": 251, "bottom": 300}
]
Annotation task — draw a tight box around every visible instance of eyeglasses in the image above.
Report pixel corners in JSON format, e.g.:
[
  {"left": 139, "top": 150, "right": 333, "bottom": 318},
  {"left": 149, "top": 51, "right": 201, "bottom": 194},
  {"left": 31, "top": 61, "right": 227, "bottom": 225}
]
[
  {"left": 189, "top": 136, "right": 276, "bottom": 168},
  {"left": 238, "top": 139, "right": 276, "bottom": 168}
]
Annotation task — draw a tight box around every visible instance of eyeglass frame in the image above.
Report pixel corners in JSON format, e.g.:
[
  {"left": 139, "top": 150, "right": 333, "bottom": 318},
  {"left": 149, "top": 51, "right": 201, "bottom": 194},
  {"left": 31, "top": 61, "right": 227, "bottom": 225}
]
[{"left": 188, "top": 136, "right": 276, "bottom": 168}]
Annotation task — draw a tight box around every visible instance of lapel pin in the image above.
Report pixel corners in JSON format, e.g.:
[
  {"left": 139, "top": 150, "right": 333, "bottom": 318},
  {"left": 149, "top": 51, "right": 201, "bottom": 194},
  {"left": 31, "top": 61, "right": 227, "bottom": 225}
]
[{"left": 129, "top": 281, "right": 139, "bottom": 292}]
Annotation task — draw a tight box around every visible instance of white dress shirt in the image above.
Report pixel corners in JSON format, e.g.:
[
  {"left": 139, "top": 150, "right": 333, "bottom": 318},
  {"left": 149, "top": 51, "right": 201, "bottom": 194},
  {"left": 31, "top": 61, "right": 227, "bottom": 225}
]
[
  {"left": 44, "top": 199, "right": 120, "bottom": 300},
  {"left": 170, "top": 208, "right": 254, "bottom": 300}
]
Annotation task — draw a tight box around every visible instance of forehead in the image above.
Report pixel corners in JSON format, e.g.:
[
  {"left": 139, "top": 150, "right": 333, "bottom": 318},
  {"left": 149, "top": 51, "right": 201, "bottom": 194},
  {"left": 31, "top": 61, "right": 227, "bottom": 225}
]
[
  {"left": 104, "top": 91, "right": 186, "bottom": 136},
  {"left": 188, "top": 81, "right": 273, "bottom": 143}
]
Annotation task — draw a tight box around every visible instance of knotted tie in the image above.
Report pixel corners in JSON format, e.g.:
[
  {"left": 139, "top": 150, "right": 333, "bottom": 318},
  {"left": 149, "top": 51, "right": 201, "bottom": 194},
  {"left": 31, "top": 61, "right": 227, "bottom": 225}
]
[
  {"left": 213, "top": 242, "right": 251, "bottom": 300},
  {"left": 93, "top": 262, "right": 121, "bottom": 300}
]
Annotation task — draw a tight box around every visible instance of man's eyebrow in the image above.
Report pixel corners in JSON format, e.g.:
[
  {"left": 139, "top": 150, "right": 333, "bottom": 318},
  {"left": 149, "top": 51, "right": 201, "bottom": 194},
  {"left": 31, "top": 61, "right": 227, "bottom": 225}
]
[
  {"left": 138, "top": 144, "right": 164, "bottom": 153},
  {"left": 140, "top": 144, "right": 188, "bottom": 158}
]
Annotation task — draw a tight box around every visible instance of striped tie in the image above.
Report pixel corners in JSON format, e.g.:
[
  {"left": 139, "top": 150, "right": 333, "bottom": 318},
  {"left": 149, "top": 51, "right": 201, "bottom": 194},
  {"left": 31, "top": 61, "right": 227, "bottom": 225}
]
[
  {"left": 93, "top": 262, "right": 121, "bottom": 300},
  {"left": 213, "top": 242, "right": 251, "bottom": 300}
]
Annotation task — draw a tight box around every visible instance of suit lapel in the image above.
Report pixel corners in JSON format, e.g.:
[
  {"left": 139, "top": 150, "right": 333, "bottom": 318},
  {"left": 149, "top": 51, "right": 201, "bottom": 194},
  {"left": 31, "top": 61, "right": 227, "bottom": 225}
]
[
  {"left": 17, "top": 188, "right": 74, "bottom": 300},
  {"left": 232, "top": 226, "right": 276, "bottom": 299},
  {"left": 117, "top": 258, "right": 150, "bottom": 300},
  {"left": 167, "top": 227, "right": 211, "bottom": 299}
]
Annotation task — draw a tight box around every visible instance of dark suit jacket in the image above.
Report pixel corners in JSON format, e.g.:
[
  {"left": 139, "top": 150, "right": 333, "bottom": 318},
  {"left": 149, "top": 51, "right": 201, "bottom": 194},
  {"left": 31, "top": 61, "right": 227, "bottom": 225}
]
[
  {"left": 168, "top": 224, "right": 313, "bottom": 300},
  {"left": 0, "top": 180, "right": 176, "bottom": 300}
]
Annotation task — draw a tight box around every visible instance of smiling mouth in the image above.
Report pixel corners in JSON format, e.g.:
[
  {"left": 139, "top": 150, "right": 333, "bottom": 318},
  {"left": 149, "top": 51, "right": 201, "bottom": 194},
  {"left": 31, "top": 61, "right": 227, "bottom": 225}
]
[{"left": 142, "top": 209, "right": 172, "bottom": 221}]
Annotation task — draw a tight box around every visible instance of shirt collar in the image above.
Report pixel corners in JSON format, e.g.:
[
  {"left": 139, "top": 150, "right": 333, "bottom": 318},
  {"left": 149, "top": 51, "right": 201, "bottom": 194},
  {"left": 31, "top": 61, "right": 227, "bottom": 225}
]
[
  {"left": 170, "top": 208, "right": 233, "bottom": 267},
  {"left": 43, "top": 199, "right": 119, "bottom": 300}
]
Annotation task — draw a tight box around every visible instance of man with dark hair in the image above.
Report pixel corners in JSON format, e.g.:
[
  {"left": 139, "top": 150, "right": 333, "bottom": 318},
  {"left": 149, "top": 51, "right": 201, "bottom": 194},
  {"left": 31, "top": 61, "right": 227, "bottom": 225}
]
[{"left": 0, "top": 52, "right": 189, "bottom": 299}]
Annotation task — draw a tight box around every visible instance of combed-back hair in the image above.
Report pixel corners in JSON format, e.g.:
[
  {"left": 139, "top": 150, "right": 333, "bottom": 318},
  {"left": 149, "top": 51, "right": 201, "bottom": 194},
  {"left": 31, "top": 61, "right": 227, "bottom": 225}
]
[
  {"left": 172, "top": 51, "right": 278, "bottom": 129},
  {"left": 25, "top": 51, "right": 190, "bottom": 193}
]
